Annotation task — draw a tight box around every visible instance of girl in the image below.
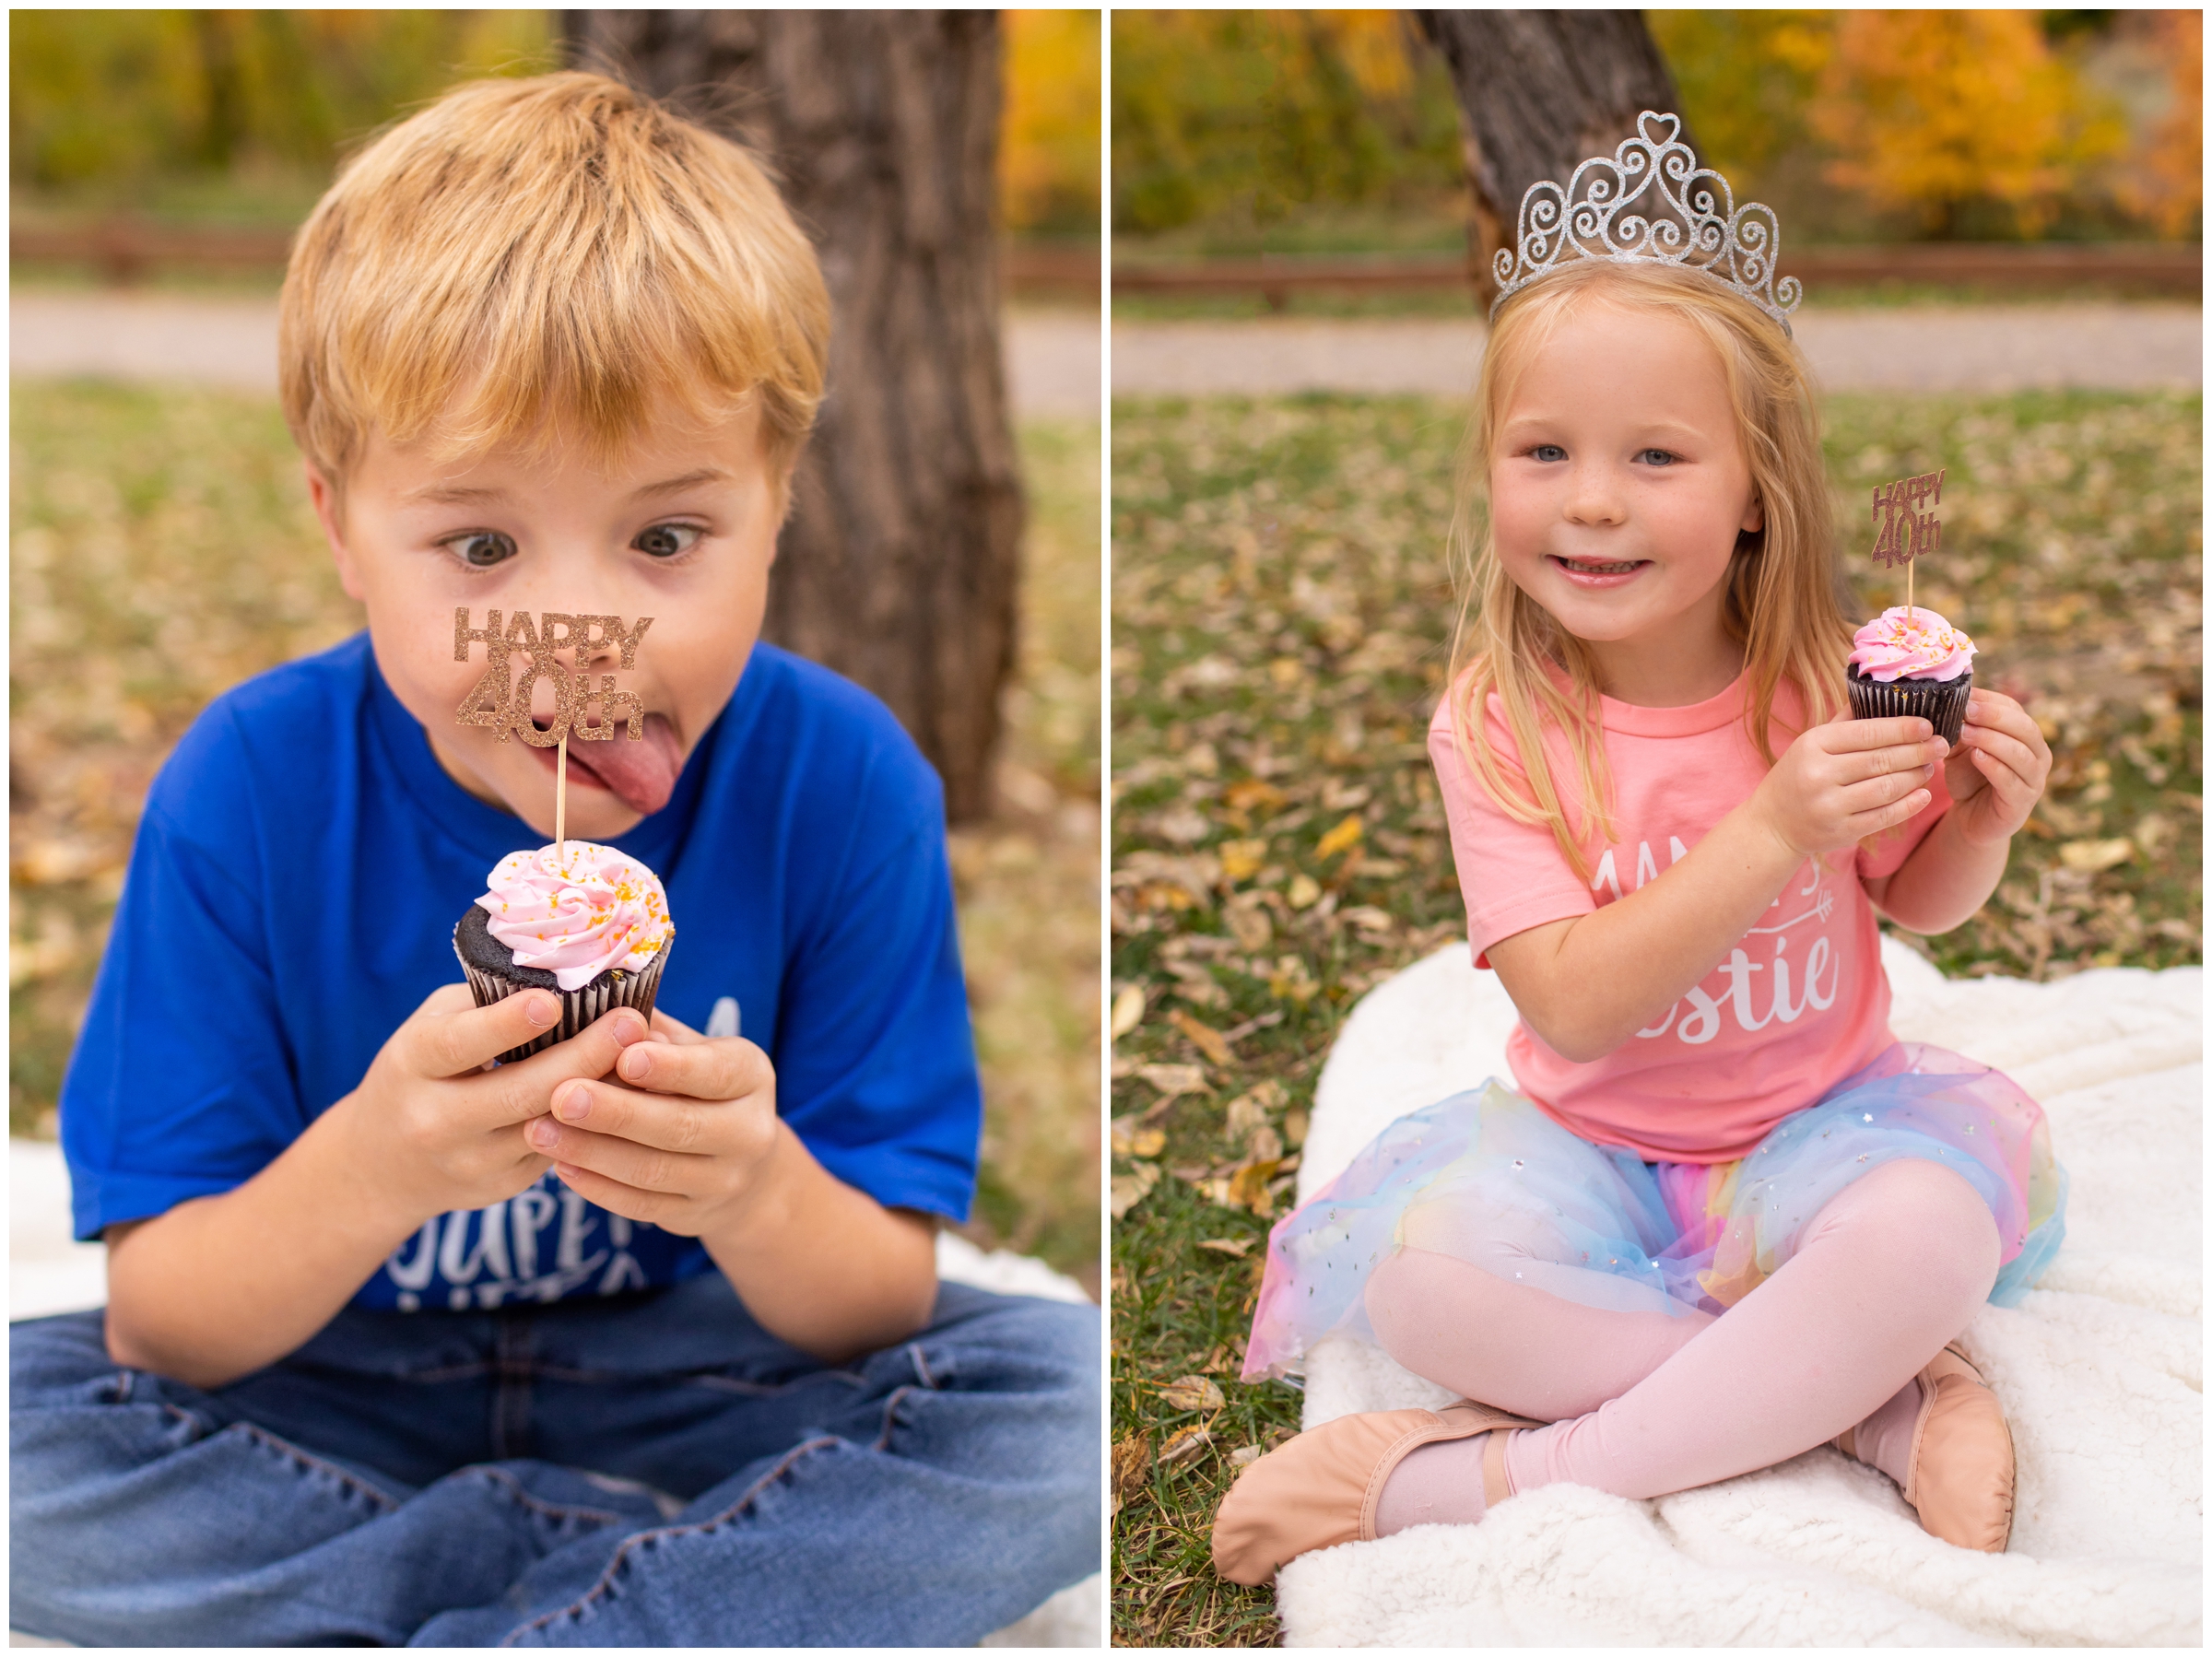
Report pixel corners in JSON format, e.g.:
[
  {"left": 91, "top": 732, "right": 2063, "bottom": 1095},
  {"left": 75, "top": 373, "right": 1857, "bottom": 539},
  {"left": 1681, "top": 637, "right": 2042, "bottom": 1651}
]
[{"left": 1211, "top": 190, "right": 2062, "bottom": 1582}]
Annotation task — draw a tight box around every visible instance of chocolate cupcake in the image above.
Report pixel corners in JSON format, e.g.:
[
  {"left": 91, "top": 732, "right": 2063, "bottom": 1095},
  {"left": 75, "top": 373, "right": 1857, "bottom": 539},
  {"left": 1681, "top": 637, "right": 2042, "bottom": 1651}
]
[
  {"left": 1846, "top": 605, "right": 1975, "bottom": 747},
  {"left": 454, "top": 842, "right": 674, "bottom": 1064}
]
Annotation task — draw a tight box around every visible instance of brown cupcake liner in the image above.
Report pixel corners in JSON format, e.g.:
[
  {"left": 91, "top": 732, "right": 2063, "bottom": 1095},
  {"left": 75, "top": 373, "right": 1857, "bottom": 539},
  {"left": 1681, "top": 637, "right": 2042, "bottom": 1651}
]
[
  {"left": 1846, "top": 665, "right": 1971, "bottom": 747},
  {"left": 454, "top": 934, "right": 671, "bottom": 1064}
]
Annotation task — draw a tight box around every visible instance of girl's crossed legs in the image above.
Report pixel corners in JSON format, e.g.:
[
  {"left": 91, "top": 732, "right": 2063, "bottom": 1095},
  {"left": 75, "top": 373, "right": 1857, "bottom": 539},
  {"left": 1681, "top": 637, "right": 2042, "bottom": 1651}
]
[{"left": 1363, "top": 1156, "right": 2000, "bottom": 1530}]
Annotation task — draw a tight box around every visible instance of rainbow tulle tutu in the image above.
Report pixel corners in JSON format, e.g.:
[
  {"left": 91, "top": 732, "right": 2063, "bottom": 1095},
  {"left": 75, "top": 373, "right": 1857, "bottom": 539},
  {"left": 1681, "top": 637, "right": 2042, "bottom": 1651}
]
[{"left": 1244, "top": 1041, "right": 2065, "bottom": 1383}]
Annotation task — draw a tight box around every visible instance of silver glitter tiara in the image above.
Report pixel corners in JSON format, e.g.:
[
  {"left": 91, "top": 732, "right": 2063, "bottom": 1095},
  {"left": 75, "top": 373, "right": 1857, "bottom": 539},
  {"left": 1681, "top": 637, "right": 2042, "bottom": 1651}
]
[{"left": 1491, "top": 112, "right": 1802, "bottom": 335}]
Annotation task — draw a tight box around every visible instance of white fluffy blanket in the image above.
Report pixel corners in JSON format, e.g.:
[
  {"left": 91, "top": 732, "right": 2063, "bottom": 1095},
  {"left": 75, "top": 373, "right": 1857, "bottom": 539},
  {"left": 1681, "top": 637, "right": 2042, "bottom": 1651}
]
[
  {"left": 1278, "top": 937, "right": 2202, "bottom": 1647},
  {"left": 6, "top": 1141, "right": 1101, "bottom": 1649}
]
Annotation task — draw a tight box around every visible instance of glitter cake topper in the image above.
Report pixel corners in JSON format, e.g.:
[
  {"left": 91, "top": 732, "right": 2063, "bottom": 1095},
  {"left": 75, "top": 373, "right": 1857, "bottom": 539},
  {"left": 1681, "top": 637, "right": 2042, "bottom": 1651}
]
[
  {"left": 1870, "top": 471, "right": 1944, "bottom": 570},
  {"left": 453, "top": 607, "right": 654, "bottom": 864},
  {"left": 453, "top": 609, "right": 653, "bottom": 746}
]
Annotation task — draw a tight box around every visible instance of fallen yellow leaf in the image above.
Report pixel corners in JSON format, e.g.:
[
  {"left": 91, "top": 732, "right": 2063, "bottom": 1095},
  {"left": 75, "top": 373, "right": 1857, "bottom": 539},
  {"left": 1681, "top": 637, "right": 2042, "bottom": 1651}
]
[
  {"left": 1222, "top": 1090, "right": 1269, "bottom": 1146},
  {"left": 1110, "top": 983, "right": 1146, "bottom": 1040},
  {"left": 1135, "top": 1063, "right": 1209, "bottom": 1100},
  {"left": 1159, "top": 1424, "right": 1213, "bottom": 1467},
  {"left": 1111, "top": 1116, "right": 1166, "bottom": 1159},
  {"left": 1159, "top": 1374, "right": 1226, "bottom": 1412},
  {"left": 1197, "top": 1237, "right": 1253, "bottom": 1257},
  {"left": 1110, "top": 1161, "right": 1160, "bottom": 1220},
  {"left": 1111, "top": 1434, "right": 1153, "bottom": 1514},
  {"left": 1286, "top": 873, "right": 1322, "bottom": 910},
  {"left": 1223, "top": 779, "right": 1288, "bottom": 815},
  {"left": 1218, "top": 838, "right": 1268, "bottom": 882},
  {"left": 1315, "top": 815, "right": 1364, "bottom": 860},
  {"left": 1226, "top": 1158, "right": 1284, "bottom": 1214},
  {"left": 2059, "top": 838, "right": 2134, "bottom": 873},
  {"left": 1224, "top": 897, "right": 1273, "bottom": 950},
  {"left": 1169, "top": 1009, "right": 1233, "bottom": 1067}
]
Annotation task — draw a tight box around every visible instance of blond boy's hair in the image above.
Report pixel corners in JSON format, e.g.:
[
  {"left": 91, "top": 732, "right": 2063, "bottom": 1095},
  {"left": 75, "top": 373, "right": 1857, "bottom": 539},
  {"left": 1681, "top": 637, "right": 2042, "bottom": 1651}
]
[
  {"left": 280, "top": 72, "right": 830, "bottom": 490},
  {"left": 1445, "top": 260, "right": 1854, "bottom": 881}
]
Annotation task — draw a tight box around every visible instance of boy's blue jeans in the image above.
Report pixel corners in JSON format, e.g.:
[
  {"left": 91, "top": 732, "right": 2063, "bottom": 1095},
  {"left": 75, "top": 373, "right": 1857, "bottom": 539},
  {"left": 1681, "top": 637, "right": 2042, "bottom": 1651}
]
[{"left": 10, "top": 1272, "right": 1100, "bottom": 1646}]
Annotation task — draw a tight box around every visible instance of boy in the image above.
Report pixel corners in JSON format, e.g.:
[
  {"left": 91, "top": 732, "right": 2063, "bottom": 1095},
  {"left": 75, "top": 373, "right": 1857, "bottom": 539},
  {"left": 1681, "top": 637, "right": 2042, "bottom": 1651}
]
[{"left": 11, "top": 73, "right": 1099, "bottom": 1647}]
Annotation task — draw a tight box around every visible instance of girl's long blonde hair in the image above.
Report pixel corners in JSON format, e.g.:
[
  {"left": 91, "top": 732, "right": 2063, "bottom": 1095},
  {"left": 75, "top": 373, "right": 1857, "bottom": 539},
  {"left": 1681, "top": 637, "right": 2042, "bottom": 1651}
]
[{"left": 1446, "top": 260, "right": 1853, "bottom": 881}]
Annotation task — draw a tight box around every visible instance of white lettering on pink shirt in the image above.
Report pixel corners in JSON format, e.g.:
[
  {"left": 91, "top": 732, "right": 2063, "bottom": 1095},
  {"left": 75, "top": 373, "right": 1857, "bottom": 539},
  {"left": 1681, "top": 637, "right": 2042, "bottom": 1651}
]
[{"left": 1629, "top": 847, "right": 1842, "bottom": 1046}]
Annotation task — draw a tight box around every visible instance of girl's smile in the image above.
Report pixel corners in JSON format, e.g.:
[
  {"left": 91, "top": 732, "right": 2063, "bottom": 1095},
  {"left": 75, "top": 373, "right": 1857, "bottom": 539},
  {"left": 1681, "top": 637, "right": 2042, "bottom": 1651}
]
[
  {"left": 1547, "top": 555, "right": 1651, "bottom": 586},
  {"left": 1489, "top": 300, "right": 1764, "bottom": 707}
]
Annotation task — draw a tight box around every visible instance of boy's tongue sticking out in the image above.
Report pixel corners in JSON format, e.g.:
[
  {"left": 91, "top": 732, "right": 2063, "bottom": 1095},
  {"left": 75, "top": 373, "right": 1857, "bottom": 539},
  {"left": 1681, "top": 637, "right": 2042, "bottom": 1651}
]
[{"left": 537, "top": 710, "right": 685, "bottom": 816}]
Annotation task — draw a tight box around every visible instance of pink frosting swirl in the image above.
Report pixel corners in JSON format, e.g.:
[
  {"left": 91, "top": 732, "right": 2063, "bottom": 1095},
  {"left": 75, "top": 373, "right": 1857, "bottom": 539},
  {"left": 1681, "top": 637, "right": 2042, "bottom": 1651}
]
[
  {"left": 1848, "top": 605, "right": 1976, "bottom": 683},
  {"left": 475, "top": 842, "right": 673, "bottom": 992}
]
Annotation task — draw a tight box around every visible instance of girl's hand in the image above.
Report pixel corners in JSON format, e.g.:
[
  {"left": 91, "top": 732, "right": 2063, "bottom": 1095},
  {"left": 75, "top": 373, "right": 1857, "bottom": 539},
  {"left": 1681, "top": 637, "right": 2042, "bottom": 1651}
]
[
  {"left": 1943, "top": 688, "right": 2051, "bottom": 849},
  {"left": 1751, "top": 713, "right": 1948, "bottom": 860},
  {"left": 522, "top": 1008, "right": 782, "bottom": 1238}
]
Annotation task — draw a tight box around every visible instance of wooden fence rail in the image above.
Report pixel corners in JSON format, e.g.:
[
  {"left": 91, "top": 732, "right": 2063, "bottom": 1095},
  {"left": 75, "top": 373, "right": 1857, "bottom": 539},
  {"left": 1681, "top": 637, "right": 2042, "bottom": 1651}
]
[
  {"left": 13, "top": 219, "right": 1101, "bottom": 297},
  {"left": 1114, "top": 243, "right": 2202, "bottom": 306}
]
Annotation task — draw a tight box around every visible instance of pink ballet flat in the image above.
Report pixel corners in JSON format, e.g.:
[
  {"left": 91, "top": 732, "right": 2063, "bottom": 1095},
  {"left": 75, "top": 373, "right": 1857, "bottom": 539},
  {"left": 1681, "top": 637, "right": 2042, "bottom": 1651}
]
[
  {"left": 1211, "top": 1400, "right": 1539, "bottom": 1585},
  {"left": 1838, "top": 1341, "right": 2015, "bottom": 1553}
]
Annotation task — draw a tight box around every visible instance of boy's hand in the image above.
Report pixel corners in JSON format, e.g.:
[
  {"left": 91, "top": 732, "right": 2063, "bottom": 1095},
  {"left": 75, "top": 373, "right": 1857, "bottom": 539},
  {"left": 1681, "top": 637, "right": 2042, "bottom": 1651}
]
[
  {"left": 1751, "top": 713, "right": 1947, "bottom": 860},
  {"left": 344, "top": 986, "right": 653, "bottom": 1227},
  {"left": 522, "top": 1009, "right": 782, "bottom": 1239},
  {"left": 1942, "top": 688, "right": 2050, "bottom": 849}
]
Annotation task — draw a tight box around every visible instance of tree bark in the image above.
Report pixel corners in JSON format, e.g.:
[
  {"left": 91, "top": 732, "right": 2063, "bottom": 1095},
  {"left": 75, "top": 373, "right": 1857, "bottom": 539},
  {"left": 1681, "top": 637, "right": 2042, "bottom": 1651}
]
[
  {"left": 563, "top": 10, "right": 1021, "bottom": 823},
  {"left": 1410, "top": 11, "right": 1688, "bottom": 308}
]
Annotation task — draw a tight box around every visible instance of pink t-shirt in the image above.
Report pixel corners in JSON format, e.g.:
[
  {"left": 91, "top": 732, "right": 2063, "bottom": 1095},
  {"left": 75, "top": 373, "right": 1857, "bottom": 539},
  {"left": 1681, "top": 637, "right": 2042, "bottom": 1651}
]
[{"left": 1429, "top": 669, "right": 1951, "bottom": 1164}]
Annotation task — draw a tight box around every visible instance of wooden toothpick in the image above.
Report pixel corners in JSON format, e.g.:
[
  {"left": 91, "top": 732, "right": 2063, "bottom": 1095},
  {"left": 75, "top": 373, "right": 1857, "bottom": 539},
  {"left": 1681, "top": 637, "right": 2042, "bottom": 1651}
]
[
  {"left": 555, "top": 730, "right": 568, "bottom": 870},
  {"left": 449, "top": 612, "right": 655, "bottom": 871}
]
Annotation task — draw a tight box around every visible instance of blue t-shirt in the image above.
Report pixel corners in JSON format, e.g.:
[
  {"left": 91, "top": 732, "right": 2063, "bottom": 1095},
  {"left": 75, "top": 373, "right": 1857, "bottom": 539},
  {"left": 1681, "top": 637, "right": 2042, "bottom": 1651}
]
[{"left": 62, "top": 635, "right": 982, "bottom": 1313}]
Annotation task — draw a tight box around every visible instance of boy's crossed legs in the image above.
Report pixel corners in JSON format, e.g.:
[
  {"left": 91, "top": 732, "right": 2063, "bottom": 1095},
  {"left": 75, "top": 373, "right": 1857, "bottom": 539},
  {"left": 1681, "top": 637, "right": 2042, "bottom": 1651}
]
[
  {"left": 1362, "top": 1157, "right": 2000, "bottom": 1527},
  {"left": 11, "top": 1274, "right": 1100, "bottom": 1646}
]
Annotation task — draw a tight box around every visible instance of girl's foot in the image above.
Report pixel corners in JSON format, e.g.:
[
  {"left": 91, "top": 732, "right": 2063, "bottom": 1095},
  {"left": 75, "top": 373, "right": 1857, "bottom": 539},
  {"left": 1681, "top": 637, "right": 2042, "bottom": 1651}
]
[
  {"left": 1210, "top": 1401, "right": 1538, "bottom": 1585},
  {"left": 1836, "top": 1343, "right": 2014, "bottom": 1552}
]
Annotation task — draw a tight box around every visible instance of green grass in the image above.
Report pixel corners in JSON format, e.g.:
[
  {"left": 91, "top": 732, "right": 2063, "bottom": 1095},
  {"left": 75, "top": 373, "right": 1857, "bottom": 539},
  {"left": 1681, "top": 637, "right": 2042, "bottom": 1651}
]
[
  {"left": 948, "top": 414, "right": 1103, "bottom": 1287},
  {"left": 1108, "top": 388, "right": 2200, "bottom": 1644},
  {"left": 8, "top": 378, "right": 1102, "bottom": 1287}
]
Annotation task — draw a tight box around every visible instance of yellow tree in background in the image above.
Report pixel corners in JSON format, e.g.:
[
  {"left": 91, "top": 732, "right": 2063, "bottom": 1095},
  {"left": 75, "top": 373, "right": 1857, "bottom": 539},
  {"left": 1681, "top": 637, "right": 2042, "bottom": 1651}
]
[
  {"left": 1647, "top": 10, "right": 1831, "bottom": 186},
  {"left": 1808, "top": 10, "right": 2124, "bottom": 237},
  {"left": 1001, "top": 9, "right": 1100, "bottom": 236},
  {"left": 10, "top": 10, "right": 555, "bottom": 199},
  {"left": 1111, "top": 9, "right": 1458, "bottom": 235},
  {"left": 1312, "top": 9, "right": 1415, "bottom": 101},
  {"left": 17, "top": 10, "right": 1110, "bottom": 246},
  {"left": 2114, "top": 9, "right": 2201, "bottom": 238}
]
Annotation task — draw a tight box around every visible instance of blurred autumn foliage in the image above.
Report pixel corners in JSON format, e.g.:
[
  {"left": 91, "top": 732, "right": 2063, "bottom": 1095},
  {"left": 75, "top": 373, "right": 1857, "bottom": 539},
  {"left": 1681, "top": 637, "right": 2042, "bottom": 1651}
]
[
  {"left": 1001, "top": 8, "right": 1101, "bottom": 238},
  {"left": 1812, "top": 12, "right": 2123, "bottom": 236},
  {"left": 11, "top": 8, "right": 1101, "bottom": 244},
  {"left": 1113, "top": 8, "right": 2202, "bottom": 249},
  {"left": 9, "top": 10, "right": 558, "bottom": 218},
  {"left": 1112, "top": 9, "right": 1463, "bottom": 241},
  {"left": 1654, "top": 9, "right": 2200, "bottom": 243},
  {"left": 2112, "top": 10, "right": 2203, "bottom": 239}
]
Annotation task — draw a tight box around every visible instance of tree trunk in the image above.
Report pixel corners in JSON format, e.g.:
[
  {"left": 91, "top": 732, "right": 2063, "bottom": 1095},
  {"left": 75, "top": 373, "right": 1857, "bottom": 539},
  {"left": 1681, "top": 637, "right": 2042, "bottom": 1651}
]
[
  {"left": 1411, "top": 11, "right": 1688, "bottom": 308},
  {"left": 563, "top": 10, "right": 1021, "bottom": 823}
]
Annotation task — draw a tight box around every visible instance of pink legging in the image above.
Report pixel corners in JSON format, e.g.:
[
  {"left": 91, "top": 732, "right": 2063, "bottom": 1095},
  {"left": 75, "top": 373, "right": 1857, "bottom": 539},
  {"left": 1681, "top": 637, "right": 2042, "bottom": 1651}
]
[{"left": 1363, "top": 1157, "right": 2001, "bottom": 1506}]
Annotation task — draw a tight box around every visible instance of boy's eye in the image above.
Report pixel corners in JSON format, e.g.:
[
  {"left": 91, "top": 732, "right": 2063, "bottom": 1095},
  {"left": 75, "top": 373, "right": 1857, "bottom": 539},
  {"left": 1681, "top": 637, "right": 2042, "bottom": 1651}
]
[
  {"left": 633, "top": 523, "right": 702, "bottom": 559},
  {"left": 448, "top": 531, "right": 517, "bottom": 569},
  {"left": 1638, "top": 448, "right": 1678, "bottom": 466},
  {"left": 1531, "top": 444, "right": 1567, "bottom": 463}
]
